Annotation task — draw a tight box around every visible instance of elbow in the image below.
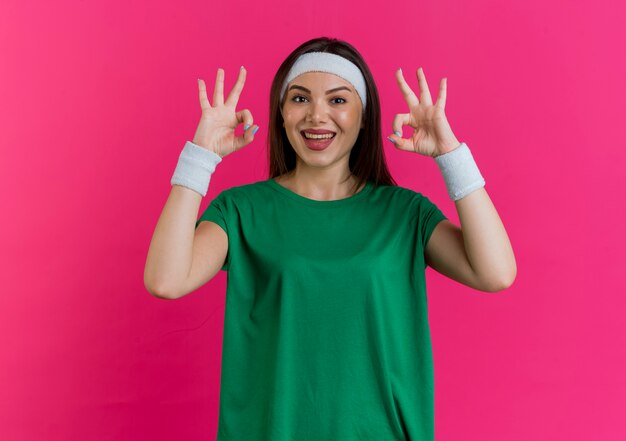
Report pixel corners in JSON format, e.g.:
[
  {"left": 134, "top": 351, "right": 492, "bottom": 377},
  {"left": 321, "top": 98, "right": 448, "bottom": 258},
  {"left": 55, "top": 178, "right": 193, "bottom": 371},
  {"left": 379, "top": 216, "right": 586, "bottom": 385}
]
[
  {"left": 144, "top": 265, "right": 179, "bottom": 299},
  {"left": 144, "top": 279, "right": 177, "bottom": 300},
  {"left": 484, "top": 269, "right": 517, "bottom": 293}
]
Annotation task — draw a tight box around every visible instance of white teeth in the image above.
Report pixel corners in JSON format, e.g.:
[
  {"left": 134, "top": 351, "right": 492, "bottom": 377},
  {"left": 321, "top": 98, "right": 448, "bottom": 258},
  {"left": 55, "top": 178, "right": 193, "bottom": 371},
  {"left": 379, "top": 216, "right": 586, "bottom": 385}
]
[{"left": 303, "top": 132, "right": 335, "bottom": 139}]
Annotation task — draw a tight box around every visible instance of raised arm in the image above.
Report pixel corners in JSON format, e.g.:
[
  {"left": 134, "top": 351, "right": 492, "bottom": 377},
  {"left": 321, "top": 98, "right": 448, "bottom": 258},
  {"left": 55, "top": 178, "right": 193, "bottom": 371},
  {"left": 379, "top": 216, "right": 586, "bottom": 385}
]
[
  {"left": 387, "top": 67, "right": 516, "bottom": 292},
  {"left": 425, "top": 187, "right": 516, "bottom": 292},
  {"left": 144, "top": 67, "right": 258, "bottom": 298}
]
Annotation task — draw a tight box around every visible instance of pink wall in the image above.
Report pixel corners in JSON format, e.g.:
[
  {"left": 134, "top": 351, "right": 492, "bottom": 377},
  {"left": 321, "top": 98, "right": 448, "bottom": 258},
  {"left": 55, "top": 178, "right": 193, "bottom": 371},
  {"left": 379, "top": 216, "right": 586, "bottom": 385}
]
[{"left": 1, "top": 0, "right": 624, "bottom": 439}]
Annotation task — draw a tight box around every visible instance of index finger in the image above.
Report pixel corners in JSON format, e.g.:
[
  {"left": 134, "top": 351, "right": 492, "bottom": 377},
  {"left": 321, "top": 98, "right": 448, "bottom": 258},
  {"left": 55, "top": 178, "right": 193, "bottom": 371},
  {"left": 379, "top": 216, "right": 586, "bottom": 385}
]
[
  {"left": 395, "top": 68, "right": 419, "bottom": 108},
  {"left": 225, "top": 66, "right": 247, "bottom": 108}
]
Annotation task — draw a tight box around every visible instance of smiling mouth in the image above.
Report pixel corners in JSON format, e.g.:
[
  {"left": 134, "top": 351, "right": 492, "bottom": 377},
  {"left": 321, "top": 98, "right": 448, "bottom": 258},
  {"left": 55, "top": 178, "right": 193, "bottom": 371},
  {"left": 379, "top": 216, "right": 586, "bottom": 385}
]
[
  {"left": 300, "top": 132, "right": 337, "bottom": 151},
  {"left": 300, "top": 131, "right": 337, "bottom": 139}
]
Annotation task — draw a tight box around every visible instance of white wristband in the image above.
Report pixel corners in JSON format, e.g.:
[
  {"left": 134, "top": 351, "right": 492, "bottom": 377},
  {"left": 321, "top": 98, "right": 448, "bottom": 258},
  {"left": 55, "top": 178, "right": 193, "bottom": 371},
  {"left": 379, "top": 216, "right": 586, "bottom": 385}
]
[
  {"left": 433, "top": 142, "right": 485, "bottom": 201},
  {"left": 170, "top": 141, "right": 223, "bottom": 197}
]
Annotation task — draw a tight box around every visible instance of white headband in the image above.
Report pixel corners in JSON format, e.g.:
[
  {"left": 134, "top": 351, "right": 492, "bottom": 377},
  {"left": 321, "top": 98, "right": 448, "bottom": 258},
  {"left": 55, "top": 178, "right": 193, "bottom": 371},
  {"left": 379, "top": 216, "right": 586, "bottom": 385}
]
[{"left": 280, "top": 52, "right": 367, "bottom": 110}]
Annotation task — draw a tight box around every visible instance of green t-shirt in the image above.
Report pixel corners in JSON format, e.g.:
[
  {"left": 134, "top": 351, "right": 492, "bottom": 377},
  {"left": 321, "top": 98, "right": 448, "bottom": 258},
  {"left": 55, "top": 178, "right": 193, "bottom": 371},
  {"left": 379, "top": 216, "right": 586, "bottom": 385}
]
[{"left": 195, "top": 177, "right": 448, "bottom": 441}]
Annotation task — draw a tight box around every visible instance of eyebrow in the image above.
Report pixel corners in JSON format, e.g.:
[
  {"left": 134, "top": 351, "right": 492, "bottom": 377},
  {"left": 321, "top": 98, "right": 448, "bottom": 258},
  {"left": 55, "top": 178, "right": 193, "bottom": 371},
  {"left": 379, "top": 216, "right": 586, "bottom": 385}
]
[{"left": 287, "top": 85, "right": 352, "bottom": 95}]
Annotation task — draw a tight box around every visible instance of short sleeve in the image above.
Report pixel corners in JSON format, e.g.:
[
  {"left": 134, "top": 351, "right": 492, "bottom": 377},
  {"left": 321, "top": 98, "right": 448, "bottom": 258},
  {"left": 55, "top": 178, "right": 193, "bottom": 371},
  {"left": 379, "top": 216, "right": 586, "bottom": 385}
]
[
  {"left": 417, "top": 193, "right": 448, "bottom": 250},
  {"left": 195, "top": 190, "right": 231, "bottom": 271}
]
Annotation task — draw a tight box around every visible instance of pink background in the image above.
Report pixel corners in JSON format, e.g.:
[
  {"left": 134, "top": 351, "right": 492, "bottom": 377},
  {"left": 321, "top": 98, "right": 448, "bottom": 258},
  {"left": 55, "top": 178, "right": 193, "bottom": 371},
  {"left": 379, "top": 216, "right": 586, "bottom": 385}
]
[{"left": 1, "top": 0, "right": 624, "bottom": 439}]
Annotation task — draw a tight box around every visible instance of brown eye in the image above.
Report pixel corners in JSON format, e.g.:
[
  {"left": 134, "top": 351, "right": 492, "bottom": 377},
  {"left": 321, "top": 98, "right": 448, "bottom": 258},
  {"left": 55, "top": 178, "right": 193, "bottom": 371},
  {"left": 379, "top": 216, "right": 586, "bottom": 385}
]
[{"left": 291, "top": 95, "right": 347, "bottom": 104}]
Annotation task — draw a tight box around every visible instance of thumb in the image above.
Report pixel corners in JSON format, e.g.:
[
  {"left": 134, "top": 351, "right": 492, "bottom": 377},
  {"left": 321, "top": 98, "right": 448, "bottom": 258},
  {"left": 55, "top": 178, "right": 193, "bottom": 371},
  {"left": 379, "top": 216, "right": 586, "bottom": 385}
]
[
  {"left": 239, "top": 124, "right": 259, "bottom": 150},
  {"left": 389, "top": 113, "right": 414, "bottom": 152},
  {"left": 388, "top": 133, "right": 414, "bottom": 152},
  {"left": 232, "top": 109, "right": 257, "bottom": 151}
]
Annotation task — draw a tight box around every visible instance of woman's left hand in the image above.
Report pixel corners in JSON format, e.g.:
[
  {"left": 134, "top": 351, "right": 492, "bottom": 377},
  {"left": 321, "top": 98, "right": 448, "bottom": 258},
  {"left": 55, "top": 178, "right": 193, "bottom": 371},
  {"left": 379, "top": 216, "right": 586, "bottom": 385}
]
[{"left": 388, "top": 67, "right": 461, "bottom": 158}]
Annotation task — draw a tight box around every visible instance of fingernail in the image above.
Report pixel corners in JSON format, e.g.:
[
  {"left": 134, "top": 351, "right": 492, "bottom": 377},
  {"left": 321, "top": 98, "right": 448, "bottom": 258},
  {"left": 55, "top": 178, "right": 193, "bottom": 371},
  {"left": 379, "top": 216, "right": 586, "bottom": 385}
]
[
  {"left": 394, "top": 131, "right": 401, "bottom": 137},
  {"left": 244, "top": 124, "right": 250, "bottom": 131},
  {"left": 241, "top": 65, "right": 244, "bottom": 70},
  {"left": 252, "top": 126, "right": 259, "bottom": 135},
  {"left": 387, "top": 136, "right": 396, "bottom": 144}
]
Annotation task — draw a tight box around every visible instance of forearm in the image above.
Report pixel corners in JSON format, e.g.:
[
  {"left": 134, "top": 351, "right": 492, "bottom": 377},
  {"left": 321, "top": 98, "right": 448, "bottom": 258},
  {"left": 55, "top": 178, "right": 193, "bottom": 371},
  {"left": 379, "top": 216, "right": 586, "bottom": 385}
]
[
  {"left": 434, "top": 139, "right": 516, "bottom": 291},
  {"left": 144, "top": 185, "right": 202, "bottom": 298},
  {"left": 455, "top": 187, "right": 517, "bottom": 290}
]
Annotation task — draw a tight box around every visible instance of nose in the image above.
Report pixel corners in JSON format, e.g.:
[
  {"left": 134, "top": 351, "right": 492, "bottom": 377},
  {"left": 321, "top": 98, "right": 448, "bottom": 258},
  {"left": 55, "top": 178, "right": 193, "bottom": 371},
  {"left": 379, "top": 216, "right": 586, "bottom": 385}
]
[{"left": 306, "top": 99, "right": 328, "bottom": 123}]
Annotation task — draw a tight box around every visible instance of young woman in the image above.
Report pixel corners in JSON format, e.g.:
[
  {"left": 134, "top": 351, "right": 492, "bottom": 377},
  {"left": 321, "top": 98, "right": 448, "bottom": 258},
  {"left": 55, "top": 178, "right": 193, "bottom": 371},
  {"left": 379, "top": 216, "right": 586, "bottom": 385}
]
[{"left": 145, "top": 37, "right": 516, "bottom": 441}]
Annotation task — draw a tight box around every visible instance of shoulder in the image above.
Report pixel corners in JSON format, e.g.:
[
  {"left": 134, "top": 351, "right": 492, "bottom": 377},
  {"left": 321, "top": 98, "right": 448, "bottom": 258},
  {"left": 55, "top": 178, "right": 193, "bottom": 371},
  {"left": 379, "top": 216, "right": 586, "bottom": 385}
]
[
  {"left": 211, "top": 179, "right": 273, "bottom": 204},
  {"left": 371, "top": 183, "right": 431, "bottom": 205}
]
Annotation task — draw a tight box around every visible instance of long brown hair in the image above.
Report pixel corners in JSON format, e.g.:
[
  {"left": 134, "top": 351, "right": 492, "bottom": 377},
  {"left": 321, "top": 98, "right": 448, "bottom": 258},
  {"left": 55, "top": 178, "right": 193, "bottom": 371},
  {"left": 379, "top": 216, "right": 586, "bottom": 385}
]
[{"left": 266, "top": 36, "right": 397, "bottom": 193}]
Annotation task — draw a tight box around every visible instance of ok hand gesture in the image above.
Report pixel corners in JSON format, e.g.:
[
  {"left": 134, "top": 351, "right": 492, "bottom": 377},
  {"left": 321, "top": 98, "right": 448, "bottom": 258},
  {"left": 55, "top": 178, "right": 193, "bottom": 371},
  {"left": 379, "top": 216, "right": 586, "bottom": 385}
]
[
  {"left": 388, "top": 67, "right": 461, "bottom": 158},
  {"left": 193, "top": 67, "right": 259, "bottom": 158}
]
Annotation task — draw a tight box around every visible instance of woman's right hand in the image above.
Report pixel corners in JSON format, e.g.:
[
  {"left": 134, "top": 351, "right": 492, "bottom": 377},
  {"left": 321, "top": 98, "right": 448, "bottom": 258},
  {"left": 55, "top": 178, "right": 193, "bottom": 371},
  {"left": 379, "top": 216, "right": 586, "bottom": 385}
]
[{"left": 192, "top": 67, "right": 258, "bottom": 158}]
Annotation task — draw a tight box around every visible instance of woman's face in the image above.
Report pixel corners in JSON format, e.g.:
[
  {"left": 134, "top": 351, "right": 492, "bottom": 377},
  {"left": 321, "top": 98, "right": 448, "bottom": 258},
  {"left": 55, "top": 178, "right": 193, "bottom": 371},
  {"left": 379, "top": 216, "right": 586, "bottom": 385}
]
[{"left": 281, "top": 71, "right": 364, "bottom": 172}]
